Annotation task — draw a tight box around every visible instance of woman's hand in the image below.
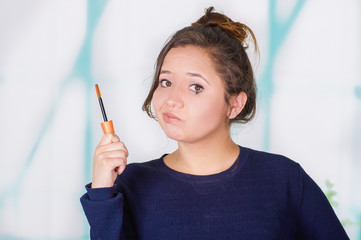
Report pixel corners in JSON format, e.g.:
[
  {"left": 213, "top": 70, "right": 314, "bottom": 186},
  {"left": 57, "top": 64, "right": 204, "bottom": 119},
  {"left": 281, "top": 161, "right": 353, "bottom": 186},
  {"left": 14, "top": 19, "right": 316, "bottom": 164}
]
[{"left": 91, "top": 133, "right": 128, "bottom": 188}]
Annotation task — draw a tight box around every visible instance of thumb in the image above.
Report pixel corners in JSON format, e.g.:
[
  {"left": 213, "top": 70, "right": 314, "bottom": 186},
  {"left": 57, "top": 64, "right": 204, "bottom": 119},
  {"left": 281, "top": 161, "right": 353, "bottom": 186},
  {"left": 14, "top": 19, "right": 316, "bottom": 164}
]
[
  {"left": 111, "top": 134, "right": 121, "bottom": 143},
  {"left": 99, "top": 133, "right": 114, "bottom": 146}
]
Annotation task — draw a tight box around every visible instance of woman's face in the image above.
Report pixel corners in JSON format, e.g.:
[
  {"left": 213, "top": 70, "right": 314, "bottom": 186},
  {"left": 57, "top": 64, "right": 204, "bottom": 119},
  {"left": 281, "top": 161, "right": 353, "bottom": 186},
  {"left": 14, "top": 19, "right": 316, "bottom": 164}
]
[{"left": 152, "top": 46, "right": 231, "bottom": 143}]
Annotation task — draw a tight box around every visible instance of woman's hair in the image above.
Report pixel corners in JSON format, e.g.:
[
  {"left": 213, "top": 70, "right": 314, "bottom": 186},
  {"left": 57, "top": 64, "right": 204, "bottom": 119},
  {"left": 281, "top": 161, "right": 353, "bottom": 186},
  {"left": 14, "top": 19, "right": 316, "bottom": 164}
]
[{"left": 142, "top": 6, "right": 259, "bottom": 124}]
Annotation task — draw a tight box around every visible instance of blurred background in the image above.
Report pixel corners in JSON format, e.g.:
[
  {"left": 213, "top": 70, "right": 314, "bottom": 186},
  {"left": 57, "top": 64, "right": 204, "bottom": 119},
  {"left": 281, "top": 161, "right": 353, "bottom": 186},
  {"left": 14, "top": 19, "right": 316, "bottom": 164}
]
[{"left": 0, "top": 0, "right": 360, "bottom": 239}]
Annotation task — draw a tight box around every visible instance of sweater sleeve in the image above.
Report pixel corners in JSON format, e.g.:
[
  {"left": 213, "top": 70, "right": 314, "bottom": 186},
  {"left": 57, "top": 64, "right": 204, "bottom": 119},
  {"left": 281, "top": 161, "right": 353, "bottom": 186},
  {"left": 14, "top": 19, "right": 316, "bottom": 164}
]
[
  {"left": 80, "top": 183, "right": 138, "bottom": 240},
  {"left": 296, "top": 166, "right": 349, "bottom": 240}
]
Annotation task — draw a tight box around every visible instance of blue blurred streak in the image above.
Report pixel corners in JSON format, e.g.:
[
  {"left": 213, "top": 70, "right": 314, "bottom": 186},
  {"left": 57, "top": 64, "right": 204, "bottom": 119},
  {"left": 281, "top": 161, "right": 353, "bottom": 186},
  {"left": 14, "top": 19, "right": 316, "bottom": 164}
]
[
  {"left": 258, "top": 0, "right": 307, "bottom": 151},
  {"left": 0, "top": 0, "right": 109, "bottom": 239}
]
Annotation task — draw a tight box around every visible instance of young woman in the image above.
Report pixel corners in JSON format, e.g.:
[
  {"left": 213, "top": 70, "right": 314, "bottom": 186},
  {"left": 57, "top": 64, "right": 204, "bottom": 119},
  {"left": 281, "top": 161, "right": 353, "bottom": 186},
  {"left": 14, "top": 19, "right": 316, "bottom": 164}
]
[{"left": 81, "top": 7, "right": 349, "bottom": 240}]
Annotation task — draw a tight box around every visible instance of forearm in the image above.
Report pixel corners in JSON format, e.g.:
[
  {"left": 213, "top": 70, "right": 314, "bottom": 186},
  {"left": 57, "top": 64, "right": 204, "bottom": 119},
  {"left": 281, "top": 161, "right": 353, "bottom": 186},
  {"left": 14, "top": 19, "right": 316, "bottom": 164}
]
[{"left": 80, "top": 184, "right": 124, "bottom": 240}]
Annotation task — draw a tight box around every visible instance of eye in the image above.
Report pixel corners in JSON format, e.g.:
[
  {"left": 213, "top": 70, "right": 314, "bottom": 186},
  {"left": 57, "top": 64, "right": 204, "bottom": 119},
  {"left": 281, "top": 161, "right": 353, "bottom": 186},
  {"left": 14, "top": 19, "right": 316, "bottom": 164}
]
[
  {"left": 190, "top": 84, "right": 204, "bottom": 94},
  {"left": 160, "top": 79, "right": 172, "bottom": 87}
]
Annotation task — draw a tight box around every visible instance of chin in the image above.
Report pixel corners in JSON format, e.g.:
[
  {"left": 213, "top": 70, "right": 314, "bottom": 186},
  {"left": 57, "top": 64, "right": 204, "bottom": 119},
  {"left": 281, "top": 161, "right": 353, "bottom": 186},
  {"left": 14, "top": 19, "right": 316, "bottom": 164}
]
[
  {"left": 164, "top": 130, "right": 196, "bottom": 143},
  {"left": 165, "top": 132, "right": 202, "bottom": 144},
  {"left": 164, "top": 131, "right": 184, "bottom": 142}
]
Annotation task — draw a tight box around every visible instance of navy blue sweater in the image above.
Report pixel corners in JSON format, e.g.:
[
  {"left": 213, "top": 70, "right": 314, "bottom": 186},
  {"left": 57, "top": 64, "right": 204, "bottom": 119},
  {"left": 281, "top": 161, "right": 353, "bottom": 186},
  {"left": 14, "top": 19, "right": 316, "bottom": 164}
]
[{"left": 80, "top": 146, "right": 349, "bottom": 239}]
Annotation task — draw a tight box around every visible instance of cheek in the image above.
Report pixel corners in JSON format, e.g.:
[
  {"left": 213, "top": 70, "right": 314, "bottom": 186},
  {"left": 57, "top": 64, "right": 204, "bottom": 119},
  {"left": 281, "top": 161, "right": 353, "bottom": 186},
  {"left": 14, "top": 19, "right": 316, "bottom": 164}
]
[
  {"left": 152, "top": 88, "right": 164, "bottom": 114},
  {"left": 190, "top": 97, "right": 228, "bottom": 122}
]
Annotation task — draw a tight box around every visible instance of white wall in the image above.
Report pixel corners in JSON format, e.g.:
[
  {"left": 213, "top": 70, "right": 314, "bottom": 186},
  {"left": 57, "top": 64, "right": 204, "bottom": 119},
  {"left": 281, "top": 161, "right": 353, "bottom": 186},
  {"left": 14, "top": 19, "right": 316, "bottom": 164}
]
[{"left": 0, "top": 0, "right": 360, "bottom": 239}]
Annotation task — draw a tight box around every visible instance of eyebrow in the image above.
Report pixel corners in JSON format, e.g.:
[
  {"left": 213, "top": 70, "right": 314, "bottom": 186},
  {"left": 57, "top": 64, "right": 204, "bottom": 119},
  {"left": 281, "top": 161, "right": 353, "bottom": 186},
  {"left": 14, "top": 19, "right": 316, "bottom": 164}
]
[
  {"left": 160, "top": 70, "right": 171, "bottom": 74},
  {"left": 160, "top": 70, "right": 210, "bottom": 85},
  {"left": 187, "top": 72, "right": 210, "bottom": 85}
]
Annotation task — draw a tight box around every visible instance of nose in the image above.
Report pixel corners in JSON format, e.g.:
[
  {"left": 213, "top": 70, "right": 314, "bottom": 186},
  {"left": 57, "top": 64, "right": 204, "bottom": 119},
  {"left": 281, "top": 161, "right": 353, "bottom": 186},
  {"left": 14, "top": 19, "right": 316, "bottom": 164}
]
[{"left": 165, "top": 86, "right": 184, "bottom": 108}]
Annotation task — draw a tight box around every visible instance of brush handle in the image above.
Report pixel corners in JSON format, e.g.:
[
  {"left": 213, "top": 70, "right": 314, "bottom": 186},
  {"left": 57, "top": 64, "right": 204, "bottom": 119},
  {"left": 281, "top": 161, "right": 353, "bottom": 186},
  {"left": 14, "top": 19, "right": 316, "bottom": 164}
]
[
  {"left": 98, "top": 98, "right": 108, "bottom": 122},
  {"left": 101, "top": 120, "right": 114, "bottom": 134}
]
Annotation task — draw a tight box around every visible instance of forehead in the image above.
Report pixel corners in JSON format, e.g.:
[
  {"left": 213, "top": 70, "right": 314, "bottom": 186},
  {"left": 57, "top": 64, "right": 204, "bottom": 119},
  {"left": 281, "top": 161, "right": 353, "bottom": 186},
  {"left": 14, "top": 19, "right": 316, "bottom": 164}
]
[{"left": 161, "top": 46, "right": 215, "bottom": 70}]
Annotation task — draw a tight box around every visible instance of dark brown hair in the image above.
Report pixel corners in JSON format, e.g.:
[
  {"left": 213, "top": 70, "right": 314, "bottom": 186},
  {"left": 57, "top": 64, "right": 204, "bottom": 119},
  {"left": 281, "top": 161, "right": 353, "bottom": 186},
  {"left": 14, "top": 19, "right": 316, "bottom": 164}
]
[{"left": 142, "top": 6, "right": 259, "bottom": 124}]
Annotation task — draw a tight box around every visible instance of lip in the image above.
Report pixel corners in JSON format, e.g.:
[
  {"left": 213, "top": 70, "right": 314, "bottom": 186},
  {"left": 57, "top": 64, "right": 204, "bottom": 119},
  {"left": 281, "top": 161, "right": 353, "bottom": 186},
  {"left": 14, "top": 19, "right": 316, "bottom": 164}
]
[{"left": 162, "top": 112, "right": 183, "bottom": 123}]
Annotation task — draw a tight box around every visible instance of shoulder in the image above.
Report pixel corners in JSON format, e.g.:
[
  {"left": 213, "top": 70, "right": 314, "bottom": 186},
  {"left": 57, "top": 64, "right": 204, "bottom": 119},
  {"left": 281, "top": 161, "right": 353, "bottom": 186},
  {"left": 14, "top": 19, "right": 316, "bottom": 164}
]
[
  {"left": 241, "top": 147, "right": 303, "bottom": 182},
  {"left": 241, "top": 147, "right": 305, "bottom": 205},
  {"left": 245, "top": 147, "right": 300, "bottom": 170}
]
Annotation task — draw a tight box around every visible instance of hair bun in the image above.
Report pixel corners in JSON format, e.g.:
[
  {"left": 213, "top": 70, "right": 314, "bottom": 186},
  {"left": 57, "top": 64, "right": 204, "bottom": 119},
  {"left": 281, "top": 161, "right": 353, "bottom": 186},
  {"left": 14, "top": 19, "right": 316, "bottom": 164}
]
[
  {"left": 193, "top": 6, "right": 227, "bottom": 26},
  {"left": 192, "top": 7, "right": 257, "bottom": 50}
]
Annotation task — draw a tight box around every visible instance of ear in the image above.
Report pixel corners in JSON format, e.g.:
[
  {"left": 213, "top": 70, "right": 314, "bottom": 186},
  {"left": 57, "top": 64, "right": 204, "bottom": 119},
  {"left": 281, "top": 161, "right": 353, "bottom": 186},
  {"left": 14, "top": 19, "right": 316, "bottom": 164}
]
[{"left": 228, "top": 92, "right": 247, "bottom": 119}]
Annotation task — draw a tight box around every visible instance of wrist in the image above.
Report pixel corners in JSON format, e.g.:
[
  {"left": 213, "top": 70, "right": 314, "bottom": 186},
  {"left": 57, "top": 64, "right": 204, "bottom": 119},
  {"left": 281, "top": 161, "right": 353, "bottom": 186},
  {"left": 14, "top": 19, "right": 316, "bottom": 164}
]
[
  {"left": 91, "top": 178, "right": 114, "bottom": 189},
  {"left": 86, "top": 183, "right": 116, "bottom": 201}
]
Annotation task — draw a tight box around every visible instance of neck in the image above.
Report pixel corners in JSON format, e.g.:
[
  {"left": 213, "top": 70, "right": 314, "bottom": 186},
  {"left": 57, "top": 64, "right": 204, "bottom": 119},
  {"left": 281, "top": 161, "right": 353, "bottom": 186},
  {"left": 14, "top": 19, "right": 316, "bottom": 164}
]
[{"left": 165, "top": 128, "right": 240, "bottom": 175}]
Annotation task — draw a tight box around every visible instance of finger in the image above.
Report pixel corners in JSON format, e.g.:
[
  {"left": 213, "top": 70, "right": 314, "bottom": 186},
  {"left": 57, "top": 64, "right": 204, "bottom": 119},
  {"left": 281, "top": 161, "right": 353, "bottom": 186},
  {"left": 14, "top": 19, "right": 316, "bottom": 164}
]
[
  {"left": 96, "top": 154, "right": 126, "bottom": 171},
  {"left": 101, "top": 150, "right": 128, "bottom": 160},
  {"left": 119, "top": 142, "right": 128, "bottom": 157},
  {"left": 106, "top": 142, "right": 128, "bottom": 157},
  {"left": 108, "top": 157, "right": 127, "bottom": 172},
  {"left": 96, "top": 150, "right": 127, "bottom": 167},
  {"left": 96, "top": 142, "right": 129, "bottom": 156},
  {"left": 111, "top": 134, "right": 121, "bottom": 143},
  {"left": 99, "top": 133, "right": 114, "bottom": 146},
  {"left": 116, "top": 164, "right": 126, "bottom": 175}
]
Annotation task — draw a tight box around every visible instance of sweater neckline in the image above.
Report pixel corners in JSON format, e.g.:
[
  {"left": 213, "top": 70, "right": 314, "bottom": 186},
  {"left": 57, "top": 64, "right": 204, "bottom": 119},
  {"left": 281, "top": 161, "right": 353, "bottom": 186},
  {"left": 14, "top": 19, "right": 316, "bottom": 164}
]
[{"left": 156, "top": 145, "right": 249, "bottom": 184}]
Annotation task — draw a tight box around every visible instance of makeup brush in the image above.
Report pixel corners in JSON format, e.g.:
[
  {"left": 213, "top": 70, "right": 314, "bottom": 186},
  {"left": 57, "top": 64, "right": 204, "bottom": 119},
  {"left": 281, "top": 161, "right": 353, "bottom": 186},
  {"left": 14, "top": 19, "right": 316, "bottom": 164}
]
[{"left": 95, "top": 84, "right": 114, "bottom": 134}]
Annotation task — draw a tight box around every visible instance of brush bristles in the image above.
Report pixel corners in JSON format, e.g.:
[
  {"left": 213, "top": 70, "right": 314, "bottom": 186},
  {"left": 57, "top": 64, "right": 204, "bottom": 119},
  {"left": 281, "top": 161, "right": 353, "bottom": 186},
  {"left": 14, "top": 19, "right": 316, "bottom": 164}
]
[{"left": 95, "top": 84, "right": 101, "bottom": 98}]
